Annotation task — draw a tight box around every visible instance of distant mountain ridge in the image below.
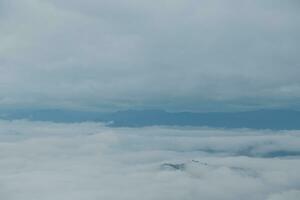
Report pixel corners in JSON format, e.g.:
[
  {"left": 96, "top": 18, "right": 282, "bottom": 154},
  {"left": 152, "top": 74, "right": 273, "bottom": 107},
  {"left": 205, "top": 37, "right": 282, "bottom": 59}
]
[{"left": 1, "top": 109, "right": 300, "bottom": 130}]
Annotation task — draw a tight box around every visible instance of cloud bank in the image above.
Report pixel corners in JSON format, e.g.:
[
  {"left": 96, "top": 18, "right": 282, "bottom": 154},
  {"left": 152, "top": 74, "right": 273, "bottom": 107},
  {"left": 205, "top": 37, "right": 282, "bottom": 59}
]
[
  {"left": 0, "top": 0, "right": 300, "bottom": 111},
  {"left": 0, "top": 120, "right": 300, "bottom": 200}
]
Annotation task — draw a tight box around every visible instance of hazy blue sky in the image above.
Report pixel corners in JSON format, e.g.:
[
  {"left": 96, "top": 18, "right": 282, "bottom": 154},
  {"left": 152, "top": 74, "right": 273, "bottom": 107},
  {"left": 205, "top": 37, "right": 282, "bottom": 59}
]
[{"left": 0, "top": 0, "right": 299, "bottom": 111}]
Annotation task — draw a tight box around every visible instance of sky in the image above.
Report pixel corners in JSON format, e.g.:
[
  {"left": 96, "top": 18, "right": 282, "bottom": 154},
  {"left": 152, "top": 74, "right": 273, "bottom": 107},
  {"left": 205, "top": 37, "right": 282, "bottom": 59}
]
[
  {"left": 0, "top": 0, "right": 300, "bottom": 112},
  {"left": 1, "top": 120, "right": 300, "bottom": 200}
]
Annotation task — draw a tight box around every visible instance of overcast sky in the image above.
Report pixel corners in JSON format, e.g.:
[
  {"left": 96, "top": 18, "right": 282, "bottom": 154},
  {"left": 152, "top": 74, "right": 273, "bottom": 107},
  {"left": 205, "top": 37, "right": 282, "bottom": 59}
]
[{"left": 0, "top": 0, "right": 299, "bottom": 111}]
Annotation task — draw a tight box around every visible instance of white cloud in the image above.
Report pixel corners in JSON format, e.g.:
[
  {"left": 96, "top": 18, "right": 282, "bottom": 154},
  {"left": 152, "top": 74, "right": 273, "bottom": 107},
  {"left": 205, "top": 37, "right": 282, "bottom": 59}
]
[{"left": 0, "top": 120, "right": 300, "bottom": 200}]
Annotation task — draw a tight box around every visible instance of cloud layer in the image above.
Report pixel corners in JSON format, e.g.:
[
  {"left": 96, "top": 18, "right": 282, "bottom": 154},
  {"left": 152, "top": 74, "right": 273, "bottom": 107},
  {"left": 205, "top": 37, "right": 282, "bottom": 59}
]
[
  {"left": 0, "top": 120, "right": 300, "bottom": 200},
  {"left": 0, "top": 0, "right": 300, "bottom": 111}
]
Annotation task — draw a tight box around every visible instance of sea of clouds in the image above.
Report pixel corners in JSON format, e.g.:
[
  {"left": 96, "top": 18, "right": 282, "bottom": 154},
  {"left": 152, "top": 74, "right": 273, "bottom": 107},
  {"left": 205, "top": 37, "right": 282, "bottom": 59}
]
[{"left": 0, "top": 120, "right": 300, "bottom": 200}]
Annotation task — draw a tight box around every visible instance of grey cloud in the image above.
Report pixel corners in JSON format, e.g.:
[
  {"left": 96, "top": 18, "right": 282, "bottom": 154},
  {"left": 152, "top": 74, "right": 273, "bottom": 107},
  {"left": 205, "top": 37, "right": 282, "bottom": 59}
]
[{"left": 0, "top": 0, "right": 299, "bottom": 111}]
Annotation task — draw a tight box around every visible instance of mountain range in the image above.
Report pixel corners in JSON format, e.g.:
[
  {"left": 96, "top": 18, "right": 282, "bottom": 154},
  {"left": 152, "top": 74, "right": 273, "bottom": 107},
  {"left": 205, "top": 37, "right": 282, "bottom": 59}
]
[{"left": 1, "top": 109, "right": 300, "bottom": 130}]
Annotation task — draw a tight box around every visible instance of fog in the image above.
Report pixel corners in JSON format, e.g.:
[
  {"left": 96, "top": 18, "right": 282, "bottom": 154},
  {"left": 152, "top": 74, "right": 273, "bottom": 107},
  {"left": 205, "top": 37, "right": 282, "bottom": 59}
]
[{"left": 0, "top": 120, "right": 300, "bottom": 200}]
